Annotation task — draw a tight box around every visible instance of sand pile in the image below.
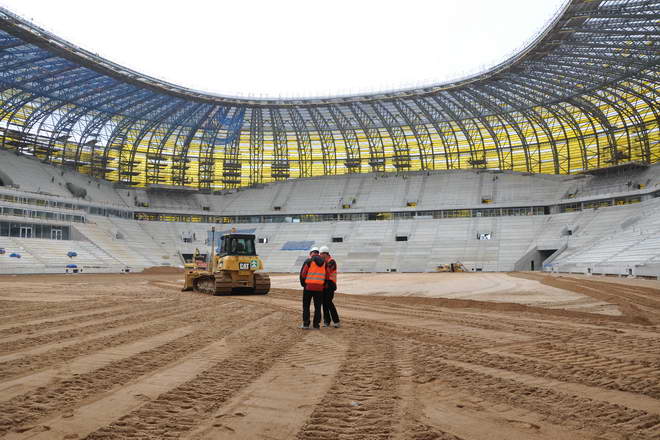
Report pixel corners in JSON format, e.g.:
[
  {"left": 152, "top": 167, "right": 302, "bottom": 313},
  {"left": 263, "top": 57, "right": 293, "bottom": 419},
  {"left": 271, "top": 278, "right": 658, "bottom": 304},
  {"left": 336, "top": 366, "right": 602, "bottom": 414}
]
[{"left": 142, "top": 266, "right": 184, "bottom": 274}]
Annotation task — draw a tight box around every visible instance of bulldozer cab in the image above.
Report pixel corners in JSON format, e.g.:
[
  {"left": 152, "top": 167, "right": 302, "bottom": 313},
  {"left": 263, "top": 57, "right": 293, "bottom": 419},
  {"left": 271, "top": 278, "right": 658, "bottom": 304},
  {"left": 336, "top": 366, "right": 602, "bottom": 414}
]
[{"left": 218, "top": 234, "right": 257, "bottom": 257}]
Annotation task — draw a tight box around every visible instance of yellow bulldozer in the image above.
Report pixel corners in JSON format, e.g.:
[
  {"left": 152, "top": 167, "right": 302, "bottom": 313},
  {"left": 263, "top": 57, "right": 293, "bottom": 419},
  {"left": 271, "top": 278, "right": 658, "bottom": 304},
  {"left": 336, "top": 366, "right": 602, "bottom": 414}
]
[
  {"left": 435, "top": 262, "right": 468, "bottom": 272},
  {"left": 182, "top": 228, "right": 270, "bottom": 295}
]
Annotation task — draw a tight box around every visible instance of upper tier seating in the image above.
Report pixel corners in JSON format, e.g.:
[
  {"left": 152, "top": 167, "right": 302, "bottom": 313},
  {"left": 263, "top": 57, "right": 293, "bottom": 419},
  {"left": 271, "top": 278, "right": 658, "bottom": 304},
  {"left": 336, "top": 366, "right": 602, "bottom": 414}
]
[
  {"left": 0, "top": 150, "right": 129, "bottom": 207},
  {"left": 124, "top": 164, "right": 660, "bottom": 214},
  {"left": 2, "top": 151, "right": 659, "bottom": 276},
  {"left": 2, "top": 149, "right": 658, "bottom": 215}
]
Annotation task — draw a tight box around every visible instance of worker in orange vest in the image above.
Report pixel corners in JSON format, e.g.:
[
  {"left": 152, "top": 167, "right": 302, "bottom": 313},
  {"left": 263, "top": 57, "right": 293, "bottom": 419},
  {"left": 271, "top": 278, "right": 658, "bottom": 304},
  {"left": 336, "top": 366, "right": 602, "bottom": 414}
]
[
  {"left": 320, "top": 246, "right": 340, "bottom": 328},
  {"left": 299, "top": 247, "right": 326, "bottom": 329}
]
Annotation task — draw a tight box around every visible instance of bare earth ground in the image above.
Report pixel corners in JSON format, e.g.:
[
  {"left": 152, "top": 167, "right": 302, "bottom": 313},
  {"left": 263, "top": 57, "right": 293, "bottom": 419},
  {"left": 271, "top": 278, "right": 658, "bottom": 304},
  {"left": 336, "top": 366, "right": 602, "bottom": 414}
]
[
  {"left": 0, "top": 271, "right": 658, "bottom": 440},
  {"left": 272, "top": 272, "right": 624, "bottom": 315}
]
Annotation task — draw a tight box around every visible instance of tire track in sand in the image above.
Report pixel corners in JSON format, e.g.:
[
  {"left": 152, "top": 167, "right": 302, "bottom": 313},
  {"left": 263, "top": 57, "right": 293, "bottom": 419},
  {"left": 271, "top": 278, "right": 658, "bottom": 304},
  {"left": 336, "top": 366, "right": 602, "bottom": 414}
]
[
  {"left": 184, "top": 330, "right": 347, "bottom": 440},
  {"left": 0, "top": 302, "right": 267, "bottom": 436},
  {"left": 0, "top": 300, "right": 119, "bottom": 324},
  {"left": 441, "top": 357, "right": 660, "bottom": 415},
  {"left": 296, "top": 323, "right": 400, "bottom": 440},
  {"left": 556, "top": 336, "right": 660, "bottom": 364},
  {"left": 407, "top": 335, "right": 660, "bottom": 400},
  {"left": 495, "top": 342, "right": 660, "bottom": 398},
  {"left": 0, "top": 304, "right": 206, "bottom": 381},
  {"left": 0, "top": 304, "right": 151, "bottom": 337},
  {"left": 411, "top": 329, "right": 660, "bottom": 404},
  {"left": 0, "top": 303, "right": 131, "bottom": 332},
  {"left": 84, "top": 311, "right": 303, "bottom": 440},
  {"left": 237, "top": 294, "right": 493, "bottom": 348},
  {"left": 0, "top": 325, "right": 196, "bottom": 403},
  {"left": 412, "top": 341, "right": 660, "bottom": 440},
  {"left": 1, "top": 312, "right": 275, "bottom": 440},
  {"left": 250, "top": 289, "right": 660, "bottom": 399},
  {"left": 1, "top": 272, "right": 658, "bottom": 439},
  {"left": 414, "top": 386, "right": 593, "bottom": 440},
  {"left": 0, "top": 303, "right": 184, "bottom": 352},
  {"left": 511, "top": 339, "right": 660, "bottom": 370}
]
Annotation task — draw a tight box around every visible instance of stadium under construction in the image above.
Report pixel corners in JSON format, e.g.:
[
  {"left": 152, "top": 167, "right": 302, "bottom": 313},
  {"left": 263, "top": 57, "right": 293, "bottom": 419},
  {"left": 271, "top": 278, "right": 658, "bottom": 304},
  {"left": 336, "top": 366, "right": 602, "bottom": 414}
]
[
  {"left": 1, "top": 2, "right": 660, "bottom": 439},
  {"left": 0, "top": 0, "right": 657, "bottom": 278}
]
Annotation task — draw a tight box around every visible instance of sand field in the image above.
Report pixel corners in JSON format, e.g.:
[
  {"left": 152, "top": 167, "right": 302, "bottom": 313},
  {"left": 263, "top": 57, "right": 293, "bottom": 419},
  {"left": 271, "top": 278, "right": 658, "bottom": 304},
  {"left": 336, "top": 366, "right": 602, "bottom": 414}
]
[{"left": 0, "top": 271, "right": 658, "bottom": 439}]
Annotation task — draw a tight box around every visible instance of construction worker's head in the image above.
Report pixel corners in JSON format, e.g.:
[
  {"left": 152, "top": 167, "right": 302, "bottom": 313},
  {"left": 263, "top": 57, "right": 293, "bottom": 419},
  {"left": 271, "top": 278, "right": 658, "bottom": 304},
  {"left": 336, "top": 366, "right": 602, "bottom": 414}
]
[
  {"left": 309, "top": 246, "right": 319, "bottom": 256},
  {"left": 319, "top": 245, "right": 330, "bottom": 255}
]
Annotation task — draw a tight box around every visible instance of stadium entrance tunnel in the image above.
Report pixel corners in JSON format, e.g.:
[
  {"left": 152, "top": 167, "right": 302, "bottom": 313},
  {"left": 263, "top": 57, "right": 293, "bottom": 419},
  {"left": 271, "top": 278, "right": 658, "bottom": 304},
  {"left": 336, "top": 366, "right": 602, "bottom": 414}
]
[
  {"left": 537, "top": 249, "right": 558, "bottom": 271},
  {"left": 515, "top": 248, "right": 559, "bottom": 272}
]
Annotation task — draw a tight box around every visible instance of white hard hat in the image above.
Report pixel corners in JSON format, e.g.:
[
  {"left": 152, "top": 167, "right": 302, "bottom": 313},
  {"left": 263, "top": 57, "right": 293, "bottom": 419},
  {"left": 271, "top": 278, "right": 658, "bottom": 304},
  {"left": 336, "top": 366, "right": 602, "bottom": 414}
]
[
  {"left": 319, "top": 245, "right": 330, "bottom": 254},
  {"left": 310, "top": 246, "right": 319, "bottom": 252}
]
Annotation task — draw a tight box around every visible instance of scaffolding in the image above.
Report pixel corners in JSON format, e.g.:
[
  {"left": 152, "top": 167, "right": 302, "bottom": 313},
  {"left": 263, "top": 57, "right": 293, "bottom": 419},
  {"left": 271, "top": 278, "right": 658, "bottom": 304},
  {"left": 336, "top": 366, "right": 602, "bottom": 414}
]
[{"left": 0, "top": 0, "right": 657, "bottom": 189}]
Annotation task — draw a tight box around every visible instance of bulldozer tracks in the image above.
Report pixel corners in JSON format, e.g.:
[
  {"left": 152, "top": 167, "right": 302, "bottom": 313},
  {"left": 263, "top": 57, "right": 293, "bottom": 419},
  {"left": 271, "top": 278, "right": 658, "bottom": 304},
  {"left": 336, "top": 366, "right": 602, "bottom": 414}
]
[{"left": 0, "top": 272, "right": 658, "bottom": 439}]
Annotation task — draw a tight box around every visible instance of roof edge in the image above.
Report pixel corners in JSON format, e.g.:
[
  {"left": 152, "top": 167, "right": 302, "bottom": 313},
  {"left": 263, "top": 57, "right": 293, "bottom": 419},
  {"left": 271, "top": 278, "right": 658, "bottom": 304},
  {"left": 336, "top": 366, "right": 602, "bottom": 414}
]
[{"left": 0, "top": 1, "right": 575, "bottom": 106}]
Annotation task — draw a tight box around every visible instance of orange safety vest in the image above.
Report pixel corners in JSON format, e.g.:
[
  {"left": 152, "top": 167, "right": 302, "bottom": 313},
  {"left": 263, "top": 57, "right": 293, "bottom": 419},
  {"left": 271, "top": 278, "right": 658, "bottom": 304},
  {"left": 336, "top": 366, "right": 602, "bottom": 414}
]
[
  {"left": 325, "top": 257, "right": 337, "bottom": 284},
  {"left": 305, "top": 260, "right": 326, "bottom": 291}
]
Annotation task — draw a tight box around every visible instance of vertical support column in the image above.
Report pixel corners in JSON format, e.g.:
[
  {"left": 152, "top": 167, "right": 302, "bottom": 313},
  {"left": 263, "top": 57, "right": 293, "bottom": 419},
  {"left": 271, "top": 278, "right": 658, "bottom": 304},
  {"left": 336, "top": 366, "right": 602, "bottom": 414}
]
[
  {"left": 413, "top": 97, "right": 459, "bottom": 170},
  {"left": 391, "top": 99, "right": 435, "bottom": 170},
  {"left": 348, "top": 102, "right": 386, "bottom": 172},
  {"left": 308, "top": 106, "right": 337, "bottom": 175},
  {"left": 371, "top": 101, "right": 410, "bottom": 170},
  {"left": 327, "top": 105, "right": 361, "bottom": 173},
  {"left": 288, "top": 107, "right": 313, "bottom": 178},
  {"left": 269, "top": 108, "right": 290, "bottom": 180},
  {"left": 249, "top": 107, "right": 264, "bottom": 185},
  {"left": 222, "top": 107, "right": 245, "bottom": 189}
]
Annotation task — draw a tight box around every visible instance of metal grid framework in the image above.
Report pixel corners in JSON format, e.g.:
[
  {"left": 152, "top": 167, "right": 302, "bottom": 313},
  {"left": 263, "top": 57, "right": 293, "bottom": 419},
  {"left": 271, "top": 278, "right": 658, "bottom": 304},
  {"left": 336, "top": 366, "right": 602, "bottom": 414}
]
[{"left": 0, "top": 0, "right": 658, "bottom": 188}]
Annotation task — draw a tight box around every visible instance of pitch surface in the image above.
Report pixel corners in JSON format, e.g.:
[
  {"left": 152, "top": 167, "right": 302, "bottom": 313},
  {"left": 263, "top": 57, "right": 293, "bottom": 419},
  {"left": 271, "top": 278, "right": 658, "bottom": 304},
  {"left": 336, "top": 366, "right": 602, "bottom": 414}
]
[{"left": 0, "top": 272, "right": 658, "bottom": 439}]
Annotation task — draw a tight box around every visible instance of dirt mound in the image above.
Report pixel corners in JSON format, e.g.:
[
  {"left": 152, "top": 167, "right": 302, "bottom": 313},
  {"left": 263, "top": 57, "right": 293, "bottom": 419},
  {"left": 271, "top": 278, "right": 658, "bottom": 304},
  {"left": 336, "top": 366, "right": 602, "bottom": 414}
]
[
  {"left": 512, "top": 272, "right": 660, "bottom": 326},
  {"left": 142, "top": 266, "right": 184, "bottom": 274}
]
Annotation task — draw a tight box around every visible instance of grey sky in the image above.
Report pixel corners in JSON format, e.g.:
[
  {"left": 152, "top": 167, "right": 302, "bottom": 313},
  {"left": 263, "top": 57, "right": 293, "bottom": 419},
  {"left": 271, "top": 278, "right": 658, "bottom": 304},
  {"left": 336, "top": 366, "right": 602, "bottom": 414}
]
[{"left": 1, "top": 0, "right": 568, "bottom": 98}]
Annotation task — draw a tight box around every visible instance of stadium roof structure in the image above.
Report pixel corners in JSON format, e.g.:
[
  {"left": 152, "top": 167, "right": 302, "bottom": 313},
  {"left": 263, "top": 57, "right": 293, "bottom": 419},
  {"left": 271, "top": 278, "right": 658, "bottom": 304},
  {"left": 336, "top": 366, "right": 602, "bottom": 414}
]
[{"left": 0, "top": 0, "right": 658, "bottom": 189}]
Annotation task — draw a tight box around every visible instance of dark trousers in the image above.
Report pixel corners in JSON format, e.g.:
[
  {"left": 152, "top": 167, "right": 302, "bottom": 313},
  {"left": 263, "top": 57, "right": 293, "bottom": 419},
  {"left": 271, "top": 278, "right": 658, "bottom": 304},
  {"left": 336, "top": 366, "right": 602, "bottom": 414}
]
[
  {"left": 302, "top": 289, "right": 323, "bottom": 328},
  {"left": 323, "top": 289, "right": 340, "bottom": 324}
]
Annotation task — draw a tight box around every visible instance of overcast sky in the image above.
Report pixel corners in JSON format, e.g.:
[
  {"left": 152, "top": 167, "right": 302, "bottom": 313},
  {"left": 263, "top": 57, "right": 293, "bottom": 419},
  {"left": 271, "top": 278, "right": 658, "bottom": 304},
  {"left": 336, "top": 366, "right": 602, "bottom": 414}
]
[{"left": 1, "top": 0, "right": 567, "bottom": 98}]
